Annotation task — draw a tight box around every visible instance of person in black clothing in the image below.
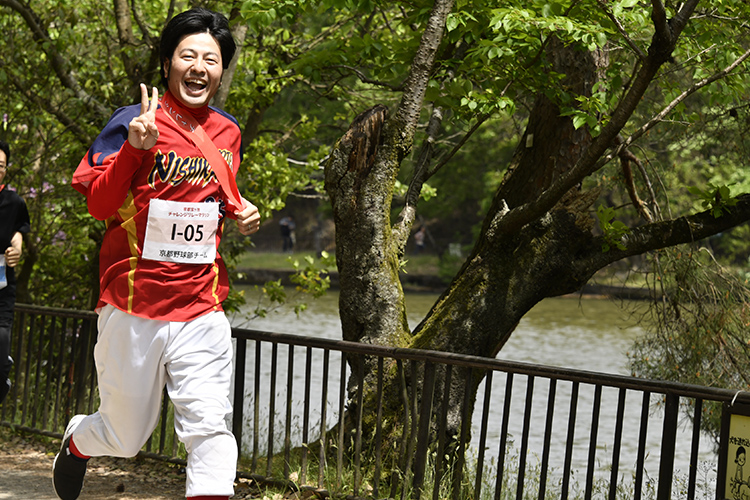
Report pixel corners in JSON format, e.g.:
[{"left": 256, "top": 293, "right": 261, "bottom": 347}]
[
  {"left": 0, "top": 139, "right": 31, "bottom": 404},
  {"left": 279, "top": 215, "right": 296, "bottom": 252}
]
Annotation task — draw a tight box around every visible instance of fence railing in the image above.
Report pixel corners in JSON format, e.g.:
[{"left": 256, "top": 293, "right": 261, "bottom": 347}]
[{"left": 0, "top": 303, "right": 742, "bottom": 499}]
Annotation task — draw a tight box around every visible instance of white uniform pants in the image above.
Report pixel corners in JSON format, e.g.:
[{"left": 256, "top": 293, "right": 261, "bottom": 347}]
[{"left": 71, "top": 304, "right": 237, "bottom": 497}]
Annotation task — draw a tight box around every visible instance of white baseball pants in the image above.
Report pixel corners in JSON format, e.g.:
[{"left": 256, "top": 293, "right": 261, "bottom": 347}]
[{"left": 70, "top": 304, "right": 237, "bottom": 497}]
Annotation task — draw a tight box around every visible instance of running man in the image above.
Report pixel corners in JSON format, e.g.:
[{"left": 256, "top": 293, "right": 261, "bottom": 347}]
[{"left": 54, "top": 8, "right": 260, "bottom": 500}]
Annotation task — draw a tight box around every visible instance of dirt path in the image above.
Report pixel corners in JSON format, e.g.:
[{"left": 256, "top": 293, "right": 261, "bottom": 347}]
[{"left": 0, "top": 427, "right": 258, "bottom": 499}]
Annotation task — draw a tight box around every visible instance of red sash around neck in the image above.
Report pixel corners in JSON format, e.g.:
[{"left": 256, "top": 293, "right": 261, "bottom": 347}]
[{"left": 160, "top": 92, "right": 244, "bottom": 211}]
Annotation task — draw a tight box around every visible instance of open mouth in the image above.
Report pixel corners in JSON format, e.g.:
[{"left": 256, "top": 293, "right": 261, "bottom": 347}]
[{"left": 184, "top": 78, "right": 207, "bottom": 94}]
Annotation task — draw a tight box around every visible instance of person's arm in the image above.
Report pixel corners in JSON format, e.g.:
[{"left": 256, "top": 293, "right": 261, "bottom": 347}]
[
  {"left": 5, "top": 231, "right": 22, "bottom": 268},
  {"left": 85, "top": 143, "right": 148, "bottom": 220},
  {"left": 75, "top": 84, "right": 160, "bottom": 221}
]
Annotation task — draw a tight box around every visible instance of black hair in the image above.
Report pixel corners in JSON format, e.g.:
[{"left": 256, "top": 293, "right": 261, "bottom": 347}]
[
  {"left": 0, "top": 139, "right": 9, "bottom": 164},
  {"left": 159, "top": 7, "right": 236, "bottom": 87}
]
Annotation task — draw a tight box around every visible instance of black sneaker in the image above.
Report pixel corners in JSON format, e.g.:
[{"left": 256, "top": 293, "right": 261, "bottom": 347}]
[{"left": 52, "top": 415, "right": 88, "bottom": 500}]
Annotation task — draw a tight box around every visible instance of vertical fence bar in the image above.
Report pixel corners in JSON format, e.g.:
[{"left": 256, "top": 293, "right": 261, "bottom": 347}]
[
  {"left": 390, "top": 359, "right": 408, "bottom": 500},
  {"left": 452, "top": 368, "right": 474, "bottom": 500},
  {"left": 232, "top": 337, "right": 247, "bottom": 453},
  {"left": 634, "top": 391, "right": 650, "bottom": 500},
  {"left": 354, "top": 355, "right": 364, "bottom": 497},
  {"left": 266, "top": 342, "right": 278, "bottom": 477},
  {"left": 516, "top": 375, "right": 535, "bottom": 500},
  {"left": 474, "top": 370, "right": 493, "bottom": 500},
  {"left": 561, "top": 381, "right": 579, "bottom": 500},
  {"left": 300, "top": 346, "right": 312, "bottom": 485},
  {"left": 495, "top": 372, "right": 514, "bottom": 500},
  {"left": 584, "top": 384, "right": 602, "bottom": 499},
  {"left": 284, "top": 344, "right": 294, "bottom": 478},
  {"left": 433, "top": 363, "right": 452, "bottom": 500},
  {"left": 413, "top": 361, "right": 436, "bottom": 499},
  {"left": 75, "top": 317, "right": 94, "bottom": 415},
  {"left": 68, "top": 318, "right": 81, "bottom": 417},
  {"left": 252, "top": 339, "right": 261, "bottom": 473},
  {"left": 608, "top": 387, "right": 627, "bottom": 500},
  {"left": 42, "top": 315, "right": 57, "bottom": 429},
  {"left": 404, "top": 360, "right": 419, "bottom": 500},
  {"left": 21, "top": 313, "right": 36, "bottom": 425},
  {"left": 83, "top": 318, "right": 97, "bottom": 415},
  {"left": 374, "top": 356, "right": 384, "bottom": 499},
  {"left": 71, "top": 318, "right": 85, "bottom": 421},
  {"left": 30, "top": 314, "right": 46, "bottom": 429},
  {"left": 337, "top": 352, "right": 346, "bottom": 490},
  {"left": 318, "top": 349, "right": 330, "bottom": 487},
  {"left": 9, "top": 310, "right": 27, "bottom": 423},
  {"left": 87, "top": 353, "right": 97, "bottom": 415},
  {"left": 656, "top": 393, "right": 679, "bottom": 500},
  {"left": 539, "top": 378, "right": 557, "bottom": 500},
  {"left": 53, "top": 316, "right": 68, "bottom": 431},
  {"left": 687, "top": 398, "right": 703, "bottom": 500}
]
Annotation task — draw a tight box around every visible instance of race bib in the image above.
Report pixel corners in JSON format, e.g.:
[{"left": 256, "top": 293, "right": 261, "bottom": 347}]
[{"left": 142, "top": 199, "right": 219, "bottom": 264}]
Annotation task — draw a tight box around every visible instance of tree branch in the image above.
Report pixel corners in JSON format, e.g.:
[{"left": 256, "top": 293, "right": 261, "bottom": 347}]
[
  {"left": 392, "top": 0, "right": 455, "bottom": 147},
  {"left": 490, "top": 1, "right": 704, "bottom": 236},
  {"left": 0, "top": 0, "right": 110, "bottom": 119},
  {"left": 597, "top": 0, "right": 647, "bottom": 62},
  {"left": 0, "top": 58, "right": 94, "bottom": 146},
  {"left": 615, "top": 45, "right": 750, "bottom": 158},
  {"left": 211, "top": 2, "right": 248, "bottom": 109},
  {"left": 392, "top": 105, "right": 444, "bottom": 252},
  {"left": 595, "top": 194, "right": 750, "bottom": 268},
  {"left": 429, "top": 113, "right": 490, "bottom": 179},
  {"left": 327, "top": 65, "right": 403, "bottom": 90},
  {"left": 650, "top": 0, "right": 671, "bottom": 44},
  {"left": 114, "top": 0, "right": 137, "bottom": 46}
]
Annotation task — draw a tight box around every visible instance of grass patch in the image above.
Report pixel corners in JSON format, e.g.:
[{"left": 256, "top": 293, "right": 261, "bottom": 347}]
[{"left": 235, "top": 251, "right": 320, "bottom": 270}]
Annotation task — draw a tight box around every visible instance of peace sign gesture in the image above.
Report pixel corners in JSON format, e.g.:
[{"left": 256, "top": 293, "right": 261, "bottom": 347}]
[{"left": 128, "top": 84, "right": 160, "bottom": 150}]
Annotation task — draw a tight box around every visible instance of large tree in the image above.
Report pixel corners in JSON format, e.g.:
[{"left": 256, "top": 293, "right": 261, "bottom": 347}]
[{"left": 312, "top": 0, "right": 750, "bottom": 439}]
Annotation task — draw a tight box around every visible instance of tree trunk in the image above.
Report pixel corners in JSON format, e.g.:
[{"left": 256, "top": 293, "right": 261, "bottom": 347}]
[{"left": 322, "top": 0, "right": 610, "bottom": 474}]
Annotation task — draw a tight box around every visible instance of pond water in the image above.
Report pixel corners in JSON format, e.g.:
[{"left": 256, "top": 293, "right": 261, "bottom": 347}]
[{"left": 228, "top": 288, "right": 718, "bottom": 492}]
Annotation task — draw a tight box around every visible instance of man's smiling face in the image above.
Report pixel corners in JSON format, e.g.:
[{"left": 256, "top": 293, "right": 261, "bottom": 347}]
[{"left": 163, "top": 32, "right": 223, "bottom": 108}]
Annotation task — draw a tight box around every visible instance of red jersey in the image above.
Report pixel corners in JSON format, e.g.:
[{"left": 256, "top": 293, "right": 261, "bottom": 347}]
[{"left": 72, "top": 91, "right": 243, "bottom": 321}]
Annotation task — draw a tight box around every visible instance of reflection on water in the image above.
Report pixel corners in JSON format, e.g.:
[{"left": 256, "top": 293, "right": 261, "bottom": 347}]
[
  {"left": 231, "top": 288, "right": 643, "bottom": 374},
  {"left": 229, "top": 288, "right": 716, "bottom": 490},
  {"left": 501, "top": 298, "right": 644, "bottom": 375}
]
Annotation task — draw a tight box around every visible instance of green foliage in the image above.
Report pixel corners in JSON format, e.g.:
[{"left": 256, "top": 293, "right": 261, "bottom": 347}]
[
  {"left": 289, "top": 251, "right": 335, "bottom": 304},
  {"left": 234, "top": 252, "right": 336, "bottom": 323},
  {"left": 628, "top": 248, "right": 750, "bottom": 440},
  {"left": 688, "top": 182, "right": 738, "bottom": 218},
  {"left": 596, "top": 205, "right": 630, "bottom": 252},
  {"left": 241, "top": 126, "right": 326, "bottom": 221}
]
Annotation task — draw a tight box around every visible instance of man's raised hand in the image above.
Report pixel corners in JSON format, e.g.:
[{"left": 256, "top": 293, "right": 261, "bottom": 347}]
[{"left": 128, "top": 84, "right": 160, "bottom": 150}]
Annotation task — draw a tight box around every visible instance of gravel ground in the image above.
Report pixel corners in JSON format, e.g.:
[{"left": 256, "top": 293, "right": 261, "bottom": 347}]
[{"left": 0, "top": 427, "right": 265, "bottom": 499}]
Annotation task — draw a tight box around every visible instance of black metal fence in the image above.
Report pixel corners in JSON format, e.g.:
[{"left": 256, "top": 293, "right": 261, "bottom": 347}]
[{"left": 0, "top": 303, "right": 742, "bottom": 499}]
